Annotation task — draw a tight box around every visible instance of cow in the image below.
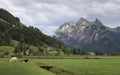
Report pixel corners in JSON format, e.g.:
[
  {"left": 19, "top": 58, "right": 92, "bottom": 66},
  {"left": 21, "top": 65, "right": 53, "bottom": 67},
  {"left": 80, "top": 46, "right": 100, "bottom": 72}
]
[
  {"left": 9, "top": 57, "right": 17, "bottom": 62},
  {"left": 22, "top": 59, "right": 29, "bottom": 63}
]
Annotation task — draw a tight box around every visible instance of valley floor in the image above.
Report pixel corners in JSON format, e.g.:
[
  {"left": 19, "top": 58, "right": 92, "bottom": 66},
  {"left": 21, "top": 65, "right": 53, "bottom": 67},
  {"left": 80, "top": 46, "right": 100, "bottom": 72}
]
[{"left": 0, "top": 56, "right": 120, "bottom": 75}]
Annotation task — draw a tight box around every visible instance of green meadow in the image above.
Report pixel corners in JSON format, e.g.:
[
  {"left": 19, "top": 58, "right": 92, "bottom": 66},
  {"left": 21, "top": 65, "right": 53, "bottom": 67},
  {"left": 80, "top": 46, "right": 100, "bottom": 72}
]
[
  {"left": 0, "top": 59, "right": 55, "bottom": 75},
  {"left": 0, "top": 56, "right": 120, "bottom": 75}
]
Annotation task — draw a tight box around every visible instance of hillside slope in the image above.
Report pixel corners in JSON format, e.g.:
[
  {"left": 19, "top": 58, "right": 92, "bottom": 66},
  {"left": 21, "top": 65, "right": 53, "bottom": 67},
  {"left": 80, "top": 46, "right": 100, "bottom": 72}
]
[{"left": 0, "top": 8, "right": 69, "bottom": 56}]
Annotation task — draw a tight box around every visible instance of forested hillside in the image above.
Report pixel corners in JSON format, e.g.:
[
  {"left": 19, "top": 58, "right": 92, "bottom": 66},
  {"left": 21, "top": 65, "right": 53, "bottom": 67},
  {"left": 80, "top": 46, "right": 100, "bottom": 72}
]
[{"left": 0, "top": 8, "right": 70, "bottom": 57}]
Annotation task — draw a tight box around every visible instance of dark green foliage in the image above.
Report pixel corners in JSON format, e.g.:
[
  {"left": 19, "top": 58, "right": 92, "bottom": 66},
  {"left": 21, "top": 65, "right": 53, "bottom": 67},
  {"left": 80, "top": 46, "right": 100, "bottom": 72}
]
[
  {"left": 0, "top": 8, "right": 70, "bottom": 55},
  {"left": 95, "top": 51, "right": 104, "bottom": 55},
  {"left": 38, "top": 46, "right": 44, "bottom": 55},
  {"left": 110, "top": 52, "right": 119, "bottom": 56},
  {"left": 3, "top": 51, "right": 9, "bottom": 55},
  {"left": 11, "top": 54, "right": 23, "bottom": 58},
  {"left": 0, "top": 8, "right": 20, "bottom": 25},
  {"left": 71, "top": 48, "right": 87, "bottom": 55},
  {"left": 14, "top": 46, "right": 19, "bottom": 53},
  {"left": 0, "top": 54, "right": 4, "bottom": 58}
]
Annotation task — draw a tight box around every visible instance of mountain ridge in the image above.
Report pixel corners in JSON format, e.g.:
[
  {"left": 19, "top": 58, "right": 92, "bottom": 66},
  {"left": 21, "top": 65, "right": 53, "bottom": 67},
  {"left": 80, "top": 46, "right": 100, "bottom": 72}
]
[{"left": 55, "top": 18, "right": 120, "bottom": 53}]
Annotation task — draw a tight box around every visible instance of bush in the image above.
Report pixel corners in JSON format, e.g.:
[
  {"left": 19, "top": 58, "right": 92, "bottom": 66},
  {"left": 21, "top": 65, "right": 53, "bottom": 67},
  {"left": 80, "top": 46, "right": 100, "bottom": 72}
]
[
  {"left": 0, "top": 54, "right": 4, "bottom": 58},
  {"left": 84, "top": 57, "right": 90, "bottom": 59},
  {"left": 3, "top": 51, "right": 9, "bottom": 55},
  {"left": 11, "top": 54, "right": 23, "bottom": 58},
  {"left": 16, "top": 54, "right": 23, "bottom": 58}
]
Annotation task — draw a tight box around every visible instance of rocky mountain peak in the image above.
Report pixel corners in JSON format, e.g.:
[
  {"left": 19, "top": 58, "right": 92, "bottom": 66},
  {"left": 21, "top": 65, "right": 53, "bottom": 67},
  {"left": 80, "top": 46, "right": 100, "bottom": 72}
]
[
  {"left": 64, "top": 21, "right": 75, "bottom": 26},
  {"left": 115, "top": 26, "right": 120, "bottom": 33},
  {"left": 55, "top": 21, "right": 75, "bottom": 34},
  {"left": 94, "top": 18, "right": 103, "bottom": 25},
  {"left": 76, "top": 17, "right": 88, "bottom": 26},
  {"left": 55, "top": 18, "right": 120, "bottom": 53},
  {"left": 77, "top": 18, "right": 88, "bottom": 25},
  {"left": 79, "top": 17, "right": 87, "bottom": 22}
]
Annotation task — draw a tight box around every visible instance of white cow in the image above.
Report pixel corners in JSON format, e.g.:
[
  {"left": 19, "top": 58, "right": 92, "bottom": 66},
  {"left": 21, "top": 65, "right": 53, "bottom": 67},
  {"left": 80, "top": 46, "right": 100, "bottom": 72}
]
[{"left": 9, "top": 57, "right": 17, "bottom": 62}]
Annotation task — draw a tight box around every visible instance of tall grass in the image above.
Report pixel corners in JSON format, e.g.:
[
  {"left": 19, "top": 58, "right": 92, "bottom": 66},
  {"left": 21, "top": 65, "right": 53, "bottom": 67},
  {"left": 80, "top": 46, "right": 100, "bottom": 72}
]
[{"left": 32, "top": 57, "right": 120, "bottom": 75}]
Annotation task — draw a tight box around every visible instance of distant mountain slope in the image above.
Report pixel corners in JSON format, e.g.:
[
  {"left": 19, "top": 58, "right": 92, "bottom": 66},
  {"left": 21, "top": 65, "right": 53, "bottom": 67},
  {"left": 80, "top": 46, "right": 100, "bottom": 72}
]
[
  {"left": 55, "top": 18, "right": 120, "bottom": 53},
  {"left": 0, "top": 8, "right": 69, "bottom": 54}
]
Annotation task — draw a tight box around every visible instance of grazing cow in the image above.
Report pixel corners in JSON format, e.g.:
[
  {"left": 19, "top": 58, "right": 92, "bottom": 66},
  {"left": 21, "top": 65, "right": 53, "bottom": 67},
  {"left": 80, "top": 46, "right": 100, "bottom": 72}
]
[
  {"left": 10, "top": 57, "right": 17, "bottom": 62},
  {"left": 22, "top": 59, "right": 29, "bottom": 63}
]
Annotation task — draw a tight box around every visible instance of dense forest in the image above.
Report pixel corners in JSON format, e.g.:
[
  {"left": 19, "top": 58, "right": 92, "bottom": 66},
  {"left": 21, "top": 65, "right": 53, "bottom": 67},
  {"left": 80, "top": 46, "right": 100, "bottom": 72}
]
[{"left": 0, "top": 8, "right": 70, "bottom": 57}]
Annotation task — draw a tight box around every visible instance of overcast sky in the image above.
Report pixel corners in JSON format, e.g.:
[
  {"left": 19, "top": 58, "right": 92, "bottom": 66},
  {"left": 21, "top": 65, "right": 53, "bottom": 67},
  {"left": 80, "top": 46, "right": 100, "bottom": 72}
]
[{"left": 0, "top": 0, "right": 120, "bottom": 35}]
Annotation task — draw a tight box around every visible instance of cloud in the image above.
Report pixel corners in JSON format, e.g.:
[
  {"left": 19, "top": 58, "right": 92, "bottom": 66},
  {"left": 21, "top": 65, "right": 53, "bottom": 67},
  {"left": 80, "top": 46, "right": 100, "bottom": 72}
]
[{"left": 0, "top": 0, "right": 120, "bottom": 35}]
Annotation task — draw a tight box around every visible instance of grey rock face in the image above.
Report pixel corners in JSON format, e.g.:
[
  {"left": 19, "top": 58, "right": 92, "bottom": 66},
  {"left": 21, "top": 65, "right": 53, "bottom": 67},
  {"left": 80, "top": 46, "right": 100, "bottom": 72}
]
[{"left": 55, "top": 18, "right": 120, "bottom": 53}]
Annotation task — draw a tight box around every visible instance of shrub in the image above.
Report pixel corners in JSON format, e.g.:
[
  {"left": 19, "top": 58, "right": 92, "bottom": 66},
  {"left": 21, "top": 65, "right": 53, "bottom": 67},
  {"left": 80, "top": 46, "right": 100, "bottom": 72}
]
[
  {"left": 0, "top": 54, "right": 4, "bottom": 58},
  {"left": 11, "top": 54, "right": 23, "bottom": 58},
  {"left": 3, "top": 51, "right": 9, "bottom": 55},
  {"left": 84, "top": 57, "right": 90, "bottom": 59}
]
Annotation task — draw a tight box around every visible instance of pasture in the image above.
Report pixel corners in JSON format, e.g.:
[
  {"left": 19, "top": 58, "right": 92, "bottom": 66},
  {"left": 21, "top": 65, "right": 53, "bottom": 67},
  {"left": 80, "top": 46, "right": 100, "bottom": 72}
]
[
  {"left": 0, "top": 58, "right": 55, "bottom": 75},
  {"left": 0, "top": 56, "right": 120, "bottom": 75}
]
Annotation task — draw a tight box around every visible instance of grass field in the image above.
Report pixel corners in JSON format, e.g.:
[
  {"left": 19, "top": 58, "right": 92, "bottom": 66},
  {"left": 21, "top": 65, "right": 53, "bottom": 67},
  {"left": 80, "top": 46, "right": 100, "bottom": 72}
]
[
  {"left": 0, "top": 59, "right": 55, "bottom": 75},
  {"left": 0, "top": 56, "right": 120, "bottom": 75}
]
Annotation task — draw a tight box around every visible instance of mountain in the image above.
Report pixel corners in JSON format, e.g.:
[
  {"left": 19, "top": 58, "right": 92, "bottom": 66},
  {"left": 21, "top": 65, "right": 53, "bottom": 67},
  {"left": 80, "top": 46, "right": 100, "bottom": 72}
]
[
  {"left": 0, "top": 8, "right": 70, "bottom": 56},
  {"left": 55, "top": 18, "right": 120, "bottom": 53}
]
